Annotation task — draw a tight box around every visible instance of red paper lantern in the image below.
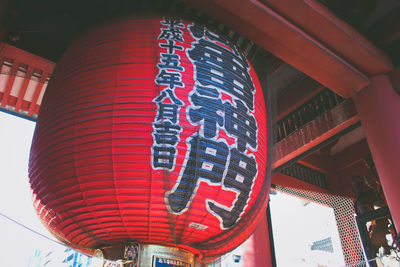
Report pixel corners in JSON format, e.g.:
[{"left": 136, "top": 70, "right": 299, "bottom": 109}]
[{"left": 29, "top": 16, "right": 270, "bottom": 260}]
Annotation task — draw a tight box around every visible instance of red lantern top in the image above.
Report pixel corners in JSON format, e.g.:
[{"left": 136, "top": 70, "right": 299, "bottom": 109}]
[{"left": 29, "top": 16, "right": 270, "bottom": 260}]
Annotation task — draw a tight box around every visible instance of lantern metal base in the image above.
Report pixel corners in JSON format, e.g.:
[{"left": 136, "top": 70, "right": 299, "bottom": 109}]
[{"left": 92, "top": 243, "right": 199, "bottom": 267}]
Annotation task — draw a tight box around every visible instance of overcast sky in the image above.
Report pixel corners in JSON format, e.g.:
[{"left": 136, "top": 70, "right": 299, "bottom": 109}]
[{"left": 0, "top": 112, "right": 68, "bottom": 266}]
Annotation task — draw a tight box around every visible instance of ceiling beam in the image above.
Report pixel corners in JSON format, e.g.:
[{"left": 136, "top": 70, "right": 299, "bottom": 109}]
[
  {"left": 272, "top": 99, "right": 359, "bottom": 170},
  {"left": 183, "top": 0, "right": 393, "bottom": 97},
  {"left": 276, "top": 77, "right": 324, "bottom": 121},
  {"left": 0, "top": 43, "right": 55, "bottom": 74},
  {"left": 0, "top": 43, "right": 54, "bottom": 119},
  {"left": 297, "top": 154, "right": 328, "bottom": 174},
  {"left": 332, "top": 139, "right": 371, "bottom": 173}
]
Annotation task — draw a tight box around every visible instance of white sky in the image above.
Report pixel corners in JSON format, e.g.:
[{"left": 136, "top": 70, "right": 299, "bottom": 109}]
[
  {"left": 269, "top": 191, "right": 346, "bottom": 267},
  {"left": 0, "top": 112, "right": 68, "bottom": 266}
]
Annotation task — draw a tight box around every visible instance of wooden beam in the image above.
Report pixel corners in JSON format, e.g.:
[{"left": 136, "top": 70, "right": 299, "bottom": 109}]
[
  {"left": 0, "top": 43, "right": 55, "bottom": 119},
  {"left": 276, "top": 77, "right": 324, "bottom": 121},
  {"left": 184, "top": 0, "right": 393, "bottom": 97},
  {"left": 0, "top": 43, "right": 55, "bottom": 74},
  {"left": 15, "top": 66, "right": 33, "bottom": 112},
  {"left": 28, "top": 72, "right": 47, "bottom": 116},
  {"left": 272, "top": 172, "right": 330, "bottom": 195},
  {"left": 1, "top": 59, "right": 18, "bottom": 108},
  {"left": 272, "top": 99, "right": 359, "bottom": 170},
  {"left": 257, "top": 0, "right": 392, "bottom": 75},
  {"left": 331, "top": 139, "right": 371, "bottom": 173},
  {"left": 297, "top": 153, "right": 328, "bottom": 174}
]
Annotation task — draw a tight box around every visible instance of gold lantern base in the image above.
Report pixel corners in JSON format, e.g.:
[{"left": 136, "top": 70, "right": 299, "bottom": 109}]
[{"left": 91, "top": 243, "right": 200, "bottom": 267}]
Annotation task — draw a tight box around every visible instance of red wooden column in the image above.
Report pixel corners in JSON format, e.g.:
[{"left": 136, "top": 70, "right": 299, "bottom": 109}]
[
  {"left": 241, "top": 209, "right": 273, "bottom": 267},
  {"left": 353, "top": 74, "right": 400, "bottom": 233}
]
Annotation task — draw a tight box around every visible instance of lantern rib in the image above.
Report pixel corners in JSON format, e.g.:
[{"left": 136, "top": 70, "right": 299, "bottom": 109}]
[
  {"left": 68, "top": 61, "right": 111, "bottom": 247},
  {"left": 110, "top": 33, "right": 137, "bottom": 244}
]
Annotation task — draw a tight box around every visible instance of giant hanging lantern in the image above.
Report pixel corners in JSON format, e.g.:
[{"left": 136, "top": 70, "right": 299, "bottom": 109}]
[{"left": 29, "top": 16, "right": 270, "bottom": 264}]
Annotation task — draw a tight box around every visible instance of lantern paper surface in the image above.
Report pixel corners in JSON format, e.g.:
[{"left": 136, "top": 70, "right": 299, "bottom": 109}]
[{"left": 29, "top": 16, "right": 270, "bottom": 259}]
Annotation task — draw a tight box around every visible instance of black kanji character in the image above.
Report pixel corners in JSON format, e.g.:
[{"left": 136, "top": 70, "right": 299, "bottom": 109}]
[
  {"left": 196, "top": 85, "right": 219, "bottom": 98},
  {"left": 156, "top": 69, "right": 183, "bottom": 89},
  {"left": 189, "top": 22, "right": 233, "bottom": 50},
  {"left": 154, "top": 89, "right": 184, "bottom": 105},
  {"left": 155, "top": 103, "right": 180, "bottom": 123},
  {"left": 167, "top": 135, "right": 229, "bottom": 213},
  {"left": 158, "top": 27, "right": 184, "bottom": 41},
  {"left": 157, "top": 53, "right": 184, "bottom": 71},
  {"left": 158, "top": 103, "right": 179, "bottom": 123},
  {"left": 188, "top": 23, "right": 205, "bottom": 38},
  {"left": 154, "top": 133, "right": 179, "bottom": 146},
  {"left": 154, "top": 89, "right": 183, "bottom": 123},
  {"left": 152, "top": 145, "right": 177, "bottom": 170},
  {"left": 161, "top": 18, "right": 184, "bottom": 29},
  {"left": 153, "top": 121, "right": 181, "bottom": 135},
  {"left": 204, "top": 28, "right": 237, "bottom": 53},
  {"left": 159, "top": 40, "right": 184, "bottom": 54},
  {"left": 207, "top": 148, "right": 257, "bottom": 229},
  {"left": 188, "top": 90, "right": 224, "bottom": 138},
  {"left": 188, "top": 38, "right": 255, "bottom": 110},
  {"left": 224, "top": 99, "right": 257, "bottom": 152}
]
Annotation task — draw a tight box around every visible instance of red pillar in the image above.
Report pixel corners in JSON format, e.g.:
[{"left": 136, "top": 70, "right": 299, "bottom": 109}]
[
  {"left": 353, "top": 74, "right": 400, "bottom": 233},
  {"left": 241, "top": 210, "right": 273, "bottom": 267}
]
